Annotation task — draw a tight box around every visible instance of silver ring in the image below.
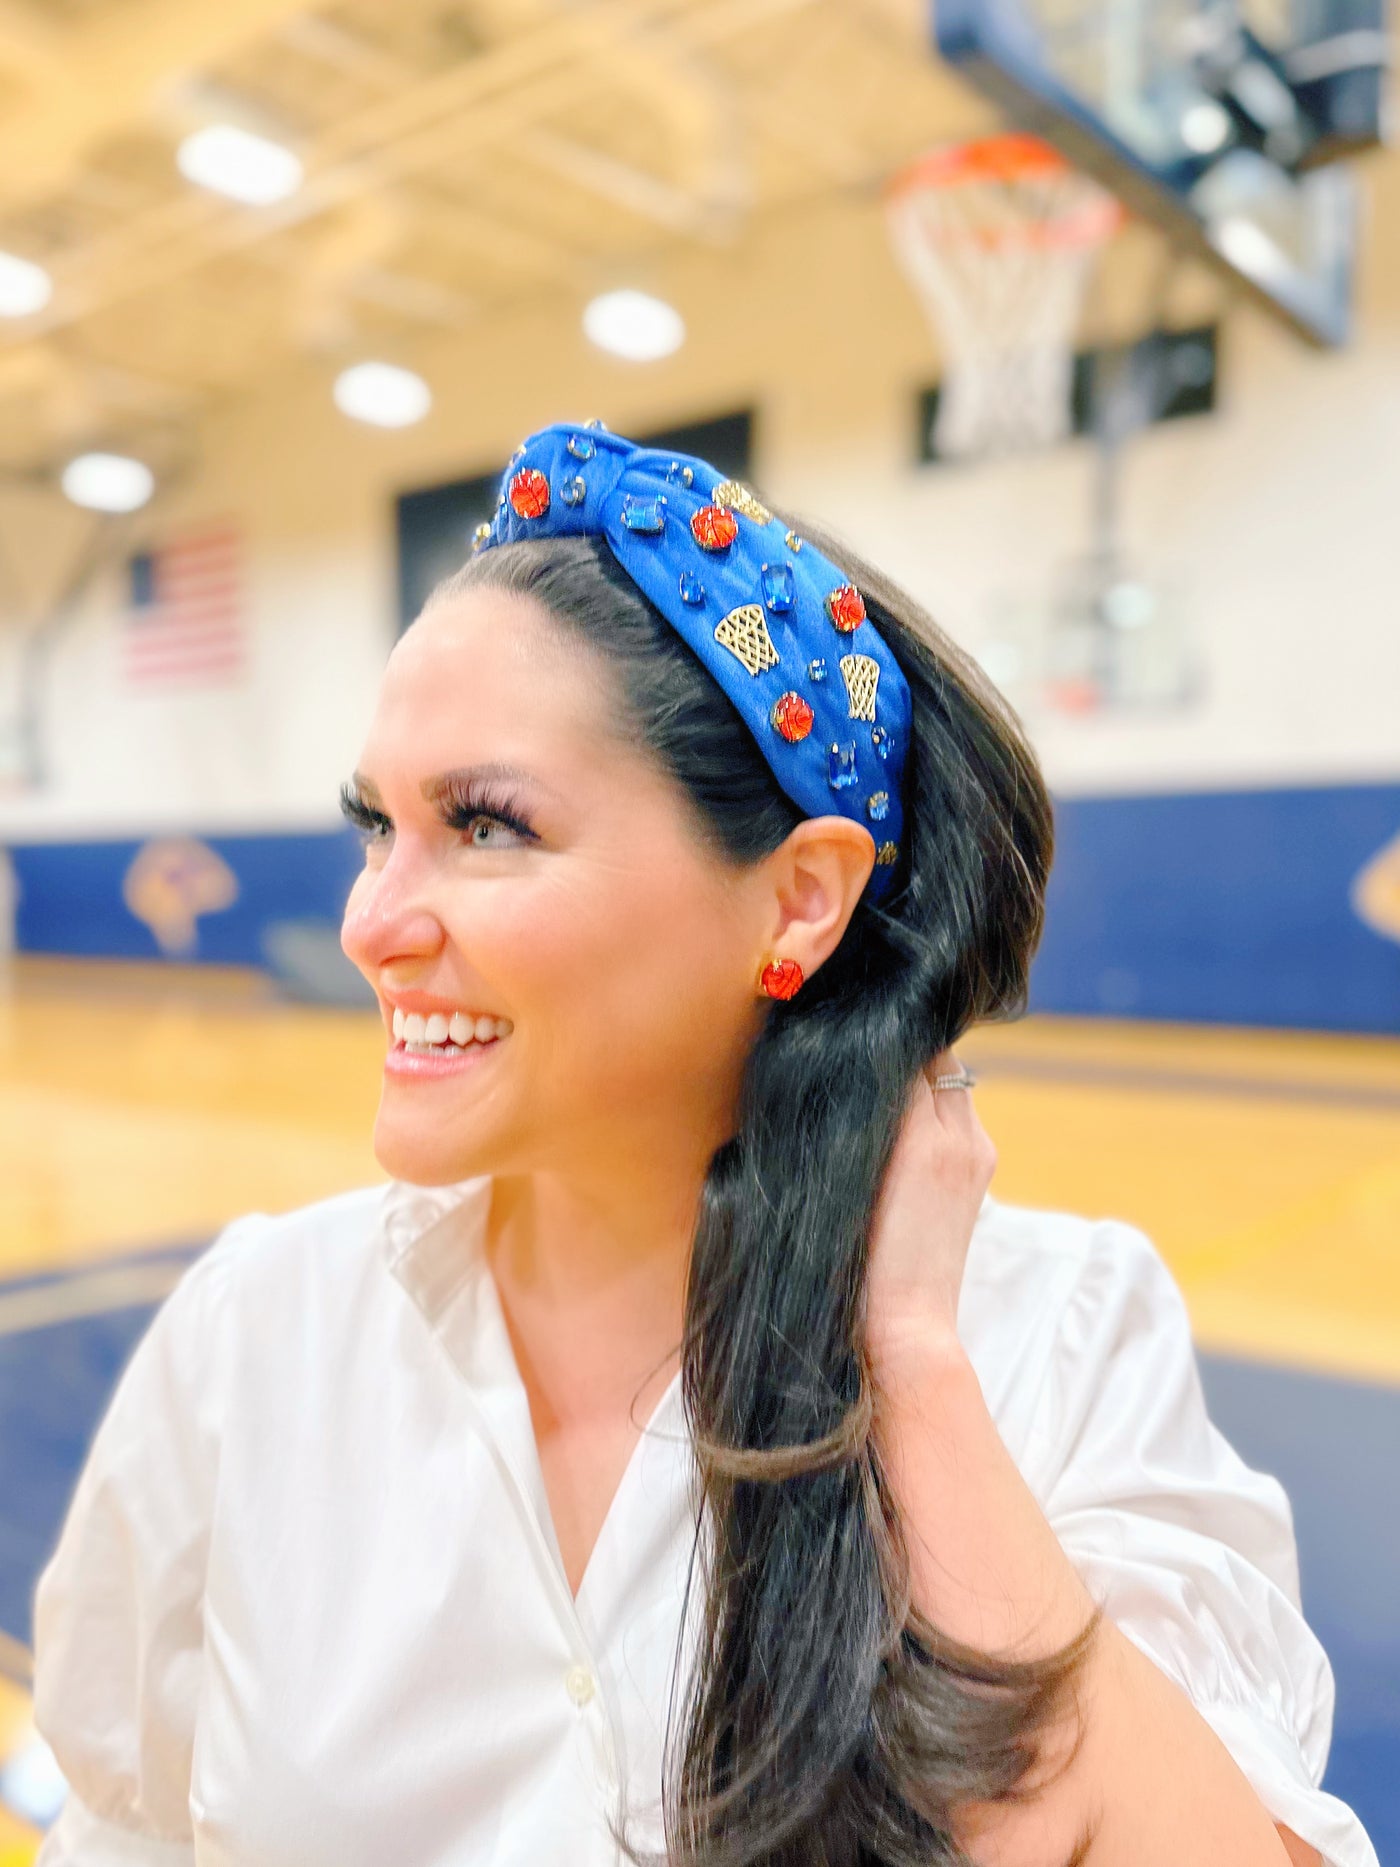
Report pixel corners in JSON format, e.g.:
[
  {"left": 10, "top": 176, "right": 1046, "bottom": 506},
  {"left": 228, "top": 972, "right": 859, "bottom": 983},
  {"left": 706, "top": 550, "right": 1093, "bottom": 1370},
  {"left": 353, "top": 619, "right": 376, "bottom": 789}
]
[{"left": 932, "top": 1070, "right": 977, "bottom": 1091}]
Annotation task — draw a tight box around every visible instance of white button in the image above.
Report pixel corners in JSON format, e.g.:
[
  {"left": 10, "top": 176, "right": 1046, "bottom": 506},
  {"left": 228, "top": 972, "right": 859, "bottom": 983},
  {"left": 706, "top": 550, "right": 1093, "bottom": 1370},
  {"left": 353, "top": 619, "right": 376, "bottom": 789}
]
[{"left": 564, "top": 1664, "right": 596, "bottom": 1707}]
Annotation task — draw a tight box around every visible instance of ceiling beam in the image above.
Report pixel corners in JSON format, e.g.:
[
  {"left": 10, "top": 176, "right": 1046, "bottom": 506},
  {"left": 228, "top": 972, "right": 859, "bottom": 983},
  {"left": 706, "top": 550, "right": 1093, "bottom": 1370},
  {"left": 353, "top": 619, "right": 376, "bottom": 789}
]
[
  {"left": 0, "top": 0, "right": 838, "bottom": 468},
  {"left": 0, "top": 0, "right": 58, "bottom": 80},
  {"left": 583, "top": 33, "right": 749, "bottom": 216},
  {"left": 0, "top": 0, "right": 319, "bottom": 212},
  {"left": 515, "top": 129, "right": 736, "bottom": 242},
  {"left": 405, "top": 187, "right": 581, "bottom": 283},
  {"left": 8, "top": 0, "right": 824, "bottom": 345}
]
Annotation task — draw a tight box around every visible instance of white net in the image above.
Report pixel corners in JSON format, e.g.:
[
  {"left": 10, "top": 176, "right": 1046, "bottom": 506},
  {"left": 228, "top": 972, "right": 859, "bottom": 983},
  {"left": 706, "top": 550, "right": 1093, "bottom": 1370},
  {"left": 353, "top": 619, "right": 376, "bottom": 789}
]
[{"left": 886, "top": 135, "right": 1123, "bottom": 459}]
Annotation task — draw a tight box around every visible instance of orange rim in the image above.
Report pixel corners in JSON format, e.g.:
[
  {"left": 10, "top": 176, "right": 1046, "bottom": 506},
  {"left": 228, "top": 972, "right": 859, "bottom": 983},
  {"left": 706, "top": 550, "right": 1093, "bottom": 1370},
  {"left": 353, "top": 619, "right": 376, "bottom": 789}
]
[
  {"left": 885, "top": 132, "right": 1126, "bottom": 250},
  {"left": 887, "top": 132, "right": 1069, "bottom": 192}
]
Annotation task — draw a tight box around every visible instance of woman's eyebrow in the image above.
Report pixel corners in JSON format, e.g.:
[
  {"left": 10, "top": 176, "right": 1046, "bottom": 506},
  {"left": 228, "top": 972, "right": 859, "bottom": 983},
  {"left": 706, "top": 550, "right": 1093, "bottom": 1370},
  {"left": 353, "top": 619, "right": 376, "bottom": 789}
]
[{"left": 349, "top": 764, "right": 560, "bottom": 806}]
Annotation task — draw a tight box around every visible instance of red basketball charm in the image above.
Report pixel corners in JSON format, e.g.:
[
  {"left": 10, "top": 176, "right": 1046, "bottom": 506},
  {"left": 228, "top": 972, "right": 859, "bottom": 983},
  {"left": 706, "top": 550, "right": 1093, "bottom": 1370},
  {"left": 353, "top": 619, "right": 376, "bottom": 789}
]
[
  {"left": 825, "top": 583, "right": 866, "bottom": 632},
  {"left": 760, "top": 958, "right": 804, "bottom": 1000},
  {"left": 508, "top": 467, "right": 550, "bottom": 519},
  {"left": 770, "top": 692, "right": 814, "bottom": 743},
  {"left": 691, "top": 504, "right": 738, "bottom": 550}
]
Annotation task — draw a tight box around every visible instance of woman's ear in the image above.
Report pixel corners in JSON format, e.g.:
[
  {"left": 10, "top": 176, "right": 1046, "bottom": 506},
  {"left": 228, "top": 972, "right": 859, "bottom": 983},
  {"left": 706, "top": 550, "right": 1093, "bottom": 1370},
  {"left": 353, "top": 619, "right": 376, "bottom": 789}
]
[{"left": 762, "top": 815, "right": 876, "bottom": 974}]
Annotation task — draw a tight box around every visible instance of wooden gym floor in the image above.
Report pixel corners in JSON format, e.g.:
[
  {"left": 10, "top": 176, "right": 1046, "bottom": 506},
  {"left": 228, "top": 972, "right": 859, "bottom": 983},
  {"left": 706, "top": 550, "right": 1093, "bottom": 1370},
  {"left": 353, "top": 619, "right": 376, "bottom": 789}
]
[{"left": 0, "top": 955, "right": 1396, "bottom": 1860}]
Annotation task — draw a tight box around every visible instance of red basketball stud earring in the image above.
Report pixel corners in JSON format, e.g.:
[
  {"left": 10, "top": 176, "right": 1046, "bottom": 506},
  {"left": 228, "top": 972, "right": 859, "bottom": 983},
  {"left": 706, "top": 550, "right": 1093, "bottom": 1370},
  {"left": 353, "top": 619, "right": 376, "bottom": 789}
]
[{"left": 759, "top": 957, "right": 804, "bottom": 1000}]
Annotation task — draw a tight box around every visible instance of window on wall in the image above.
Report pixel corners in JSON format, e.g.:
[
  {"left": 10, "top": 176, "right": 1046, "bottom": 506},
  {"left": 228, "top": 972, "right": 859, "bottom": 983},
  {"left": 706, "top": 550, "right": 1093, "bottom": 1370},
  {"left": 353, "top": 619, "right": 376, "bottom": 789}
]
[{"left": 394, "top": 410, "right": 754, "bottom": 632}]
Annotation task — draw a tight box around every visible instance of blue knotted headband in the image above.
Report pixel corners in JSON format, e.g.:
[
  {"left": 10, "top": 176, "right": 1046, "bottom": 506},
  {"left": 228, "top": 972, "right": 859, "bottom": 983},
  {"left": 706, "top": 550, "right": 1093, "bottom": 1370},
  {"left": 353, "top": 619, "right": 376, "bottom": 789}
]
[{"left": 473, "top": 420, "right": 911, "bottom": 906}]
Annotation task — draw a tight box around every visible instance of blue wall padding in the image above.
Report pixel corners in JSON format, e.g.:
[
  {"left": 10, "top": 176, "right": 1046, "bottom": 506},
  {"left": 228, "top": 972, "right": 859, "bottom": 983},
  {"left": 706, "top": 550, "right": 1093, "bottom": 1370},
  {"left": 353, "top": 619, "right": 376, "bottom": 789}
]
[
  {"left": 9, "top": 829, "right": 365, "bottom": 966},
  {"left": 6, "top": 783, "right": 1399, "bottom": 1032},
  {"left": 1030, "top": 783, "right": 1399, "bottom": 1032}
]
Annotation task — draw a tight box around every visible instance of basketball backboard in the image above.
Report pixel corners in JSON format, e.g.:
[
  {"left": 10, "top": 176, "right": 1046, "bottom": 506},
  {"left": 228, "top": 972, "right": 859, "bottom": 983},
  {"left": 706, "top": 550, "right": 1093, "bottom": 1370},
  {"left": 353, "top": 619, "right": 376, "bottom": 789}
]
[{"left": 934, "top": 0, "right": 1390, "bottom": 345}]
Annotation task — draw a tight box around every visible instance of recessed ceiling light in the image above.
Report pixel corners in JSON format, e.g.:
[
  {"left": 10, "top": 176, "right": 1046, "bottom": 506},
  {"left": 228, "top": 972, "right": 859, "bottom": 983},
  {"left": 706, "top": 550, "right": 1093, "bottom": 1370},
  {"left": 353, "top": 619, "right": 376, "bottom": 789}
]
[
  {"left": 333, "top": 361, "right": 432, "bottom": 428},
  {"left": 177, "top": 124, "right": 304, "bottom": 206},
  {"left": 61, "top": 452, "right": 155, "bottom": 513},
  {"left": 583, "top": 289, "right": 685, "bottom": 362},
  {"left": 1180, "top": 99, "right": 1233, "bottom": 156},
  {"left": 0, "top": 249, "right": 52, "bottom": 317}
]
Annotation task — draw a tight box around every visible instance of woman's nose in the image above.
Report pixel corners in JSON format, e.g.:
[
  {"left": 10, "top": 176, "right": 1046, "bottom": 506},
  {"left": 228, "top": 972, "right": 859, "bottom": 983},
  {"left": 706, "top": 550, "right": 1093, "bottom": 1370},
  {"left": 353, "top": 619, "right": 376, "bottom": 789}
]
[{"left": 341, "top": 854, "right": 444, "bottom": 973}]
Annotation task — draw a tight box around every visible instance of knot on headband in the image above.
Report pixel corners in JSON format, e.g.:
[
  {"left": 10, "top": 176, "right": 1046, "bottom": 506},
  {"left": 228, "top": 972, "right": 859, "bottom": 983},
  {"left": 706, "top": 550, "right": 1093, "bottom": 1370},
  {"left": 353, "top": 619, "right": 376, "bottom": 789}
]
[{"left": 474, "top": 420, "right": 911, "bottom": 905}]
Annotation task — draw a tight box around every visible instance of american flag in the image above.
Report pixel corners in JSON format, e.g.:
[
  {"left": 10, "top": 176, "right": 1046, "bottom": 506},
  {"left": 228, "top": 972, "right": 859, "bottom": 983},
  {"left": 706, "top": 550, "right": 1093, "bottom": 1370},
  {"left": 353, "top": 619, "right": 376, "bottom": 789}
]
[{"left": 124, "top": 524, "right": 246, "bottom": 687}]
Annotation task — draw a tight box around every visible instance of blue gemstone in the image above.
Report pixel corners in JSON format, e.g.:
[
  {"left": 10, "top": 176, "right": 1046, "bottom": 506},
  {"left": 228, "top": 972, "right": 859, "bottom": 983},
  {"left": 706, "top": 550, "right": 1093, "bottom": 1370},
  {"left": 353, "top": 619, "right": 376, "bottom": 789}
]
[
  {"left": 871, "top": 725, "right": 890, "bottom": 761},
  {"left": 621, "top": 493, "right": 666, "bottom": 534},
  {"left": 808, "top": 657, "right": 827, "bottom": 683},
  {"left": 665, "top": 460, "right": 695, "bottom": 487},
  {"left": 678, "top": 571, "right": 706, "bottom": 605},
  {"left": 566, "top": 433, "right": 596, "bottom": 461},
  {"left": 760, "top": 562, "right": 795, "bottom": 613},
  {"left": 785, "top": 529, "right": 803, "bottom": 553},
  {"left": 867, "top": 791, "right": 890, "bottom": 821},
  {"left": 561, "top": 475, "right": 586, "bottom": 506},
  {"left": 828, "top": 741, "right": 859, "bottom": 792}
]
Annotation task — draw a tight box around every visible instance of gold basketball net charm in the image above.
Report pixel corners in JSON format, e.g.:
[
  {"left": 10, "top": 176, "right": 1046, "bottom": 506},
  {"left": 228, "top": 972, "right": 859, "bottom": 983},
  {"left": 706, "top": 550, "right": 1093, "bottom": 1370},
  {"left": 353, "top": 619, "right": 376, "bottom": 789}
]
[
  {"left": 714, "top": 605, "right": 780, "bottom": 676},
  {"left": 712, "top": 480, "right": 773, "bottom": 527},
  {"left": 839, "top": 654, "right": 880, "bottom": 721}
]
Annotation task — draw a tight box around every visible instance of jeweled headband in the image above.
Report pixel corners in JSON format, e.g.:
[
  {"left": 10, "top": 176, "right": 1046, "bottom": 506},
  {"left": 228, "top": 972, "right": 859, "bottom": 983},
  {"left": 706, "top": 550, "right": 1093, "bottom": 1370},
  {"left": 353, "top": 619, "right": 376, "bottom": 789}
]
[{"left": 472, "top": 420, "right": 911, "bottom": 905}]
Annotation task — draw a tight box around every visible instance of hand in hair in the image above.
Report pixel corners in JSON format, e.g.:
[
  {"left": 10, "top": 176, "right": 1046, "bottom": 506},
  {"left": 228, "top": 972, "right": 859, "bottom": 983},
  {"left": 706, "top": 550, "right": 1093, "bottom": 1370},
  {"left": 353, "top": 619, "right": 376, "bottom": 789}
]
[{"left": 863, "top": 1047, "right": 996, "bottom": 1377}]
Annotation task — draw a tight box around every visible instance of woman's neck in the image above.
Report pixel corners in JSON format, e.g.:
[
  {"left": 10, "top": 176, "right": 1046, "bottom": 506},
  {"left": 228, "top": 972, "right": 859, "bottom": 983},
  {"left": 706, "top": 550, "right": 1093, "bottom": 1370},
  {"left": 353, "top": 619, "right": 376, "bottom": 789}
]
[{"left": 482, "top": 1144, "right": 705, "bottom": 1427}]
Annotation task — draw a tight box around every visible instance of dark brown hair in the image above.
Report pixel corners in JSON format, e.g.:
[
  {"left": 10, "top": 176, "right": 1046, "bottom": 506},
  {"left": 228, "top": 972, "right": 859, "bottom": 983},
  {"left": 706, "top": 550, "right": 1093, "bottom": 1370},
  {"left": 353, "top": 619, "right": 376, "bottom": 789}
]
[{"left": 433, "top": 513, "right": 1101, "bottom": 1866}]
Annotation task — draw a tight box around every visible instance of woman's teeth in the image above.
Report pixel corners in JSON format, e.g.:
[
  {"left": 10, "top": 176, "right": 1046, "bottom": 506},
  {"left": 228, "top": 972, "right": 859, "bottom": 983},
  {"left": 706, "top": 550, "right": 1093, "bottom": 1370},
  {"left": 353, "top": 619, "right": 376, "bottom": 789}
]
[{"left": 391, "top": 1008, "right": 513, "bottom": 1053}]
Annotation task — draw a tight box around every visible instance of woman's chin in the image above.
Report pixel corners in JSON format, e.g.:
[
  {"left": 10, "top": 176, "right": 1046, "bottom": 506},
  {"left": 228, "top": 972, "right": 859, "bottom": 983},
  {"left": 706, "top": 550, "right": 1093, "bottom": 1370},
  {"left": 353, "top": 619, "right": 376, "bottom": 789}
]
[{"left": 371, "top": 1116, "right": 497, "bottom": 1188}]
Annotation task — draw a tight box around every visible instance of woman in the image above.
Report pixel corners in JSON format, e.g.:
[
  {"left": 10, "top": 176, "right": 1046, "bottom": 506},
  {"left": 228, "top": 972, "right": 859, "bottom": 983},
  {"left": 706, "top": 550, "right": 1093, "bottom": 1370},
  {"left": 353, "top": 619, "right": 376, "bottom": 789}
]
[{"left": 31, "top": 423, "right": 1377, "bottom": 1867}]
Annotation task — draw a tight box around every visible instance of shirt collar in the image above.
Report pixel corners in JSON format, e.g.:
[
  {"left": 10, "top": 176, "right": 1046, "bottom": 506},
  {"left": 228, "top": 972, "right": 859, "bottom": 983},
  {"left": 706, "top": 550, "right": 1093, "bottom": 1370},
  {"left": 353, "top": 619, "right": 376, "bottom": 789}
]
[
  {"left": 380, "top": 1174, "right": 494, "bottom": 1328},
  {"left": 380, "top": 1174, "right": 998, "bottom": 1332}
]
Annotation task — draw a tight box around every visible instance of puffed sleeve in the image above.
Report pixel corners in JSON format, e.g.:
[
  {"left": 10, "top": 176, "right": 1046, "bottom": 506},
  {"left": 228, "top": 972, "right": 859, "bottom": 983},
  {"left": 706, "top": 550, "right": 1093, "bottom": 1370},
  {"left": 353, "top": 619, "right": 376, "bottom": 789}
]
[
  {"left": 1038, "top": 1218, "right": 1379, "bottom": 1867},
  {"left": 30, "top": 1215, "right": 260, "bottom": 1864}
]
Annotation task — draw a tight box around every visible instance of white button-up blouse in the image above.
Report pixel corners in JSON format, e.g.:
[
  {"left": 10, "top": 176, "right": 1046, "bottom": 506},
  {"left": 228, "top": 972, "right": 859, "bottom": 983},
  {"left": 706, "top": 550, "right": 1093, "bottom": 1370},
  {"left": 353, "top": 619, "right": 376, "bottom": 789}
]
[{"left": 30, "top": 1176, "right": 1380, "bottom": 1867}]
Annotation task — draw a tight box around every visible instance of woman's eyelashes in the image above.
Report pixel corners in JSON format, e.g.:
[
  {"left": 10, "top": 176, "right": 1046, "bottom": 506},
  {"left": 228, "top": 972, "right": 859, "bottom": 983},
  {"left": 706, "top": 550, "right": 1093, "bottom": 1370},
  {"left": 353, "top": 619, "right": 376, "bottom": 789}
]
[
  {"left": 339, "top": 783, "right": 390, "bottom": 841},
  {"left": 338, "top": 780, "right": 537, "bottom": 849},
  {"left": 439, "top": 780, "right": 537, "bottom": 843}
]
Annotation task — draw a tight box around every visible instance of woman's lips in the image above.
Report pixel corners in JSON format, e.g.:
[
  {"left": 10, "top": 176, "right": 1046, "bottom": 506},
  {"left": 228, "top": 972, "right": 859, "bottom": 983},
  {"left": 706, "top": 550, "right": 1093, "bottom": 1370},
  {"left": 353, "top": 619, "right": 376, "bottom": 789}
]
[{"left": 384, "top": 1034, "right": 506, "bottom": 1079}]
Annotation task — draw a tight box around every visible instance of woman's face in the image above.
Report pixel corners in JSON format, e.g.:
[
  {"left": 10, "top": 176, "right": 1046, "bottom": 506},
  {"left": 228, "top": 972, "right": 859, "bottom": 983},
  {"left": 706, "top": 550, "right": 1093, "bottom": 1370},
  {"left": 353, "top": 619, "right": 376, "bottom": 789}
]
[{"left": 340, "top": 583, "right": 771, "bottom": 1188}]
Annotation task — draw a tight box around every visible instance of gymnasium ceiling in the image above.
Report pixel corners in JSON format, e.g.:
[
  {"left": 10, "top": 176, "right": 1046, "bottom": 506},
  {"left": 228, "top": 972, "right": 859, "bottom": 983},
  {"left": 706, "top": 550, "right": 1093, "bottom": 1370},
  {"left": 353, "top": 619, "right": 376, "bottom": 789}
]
[{"left": 0, "top": 0, "right": 992, "bottom": 480}]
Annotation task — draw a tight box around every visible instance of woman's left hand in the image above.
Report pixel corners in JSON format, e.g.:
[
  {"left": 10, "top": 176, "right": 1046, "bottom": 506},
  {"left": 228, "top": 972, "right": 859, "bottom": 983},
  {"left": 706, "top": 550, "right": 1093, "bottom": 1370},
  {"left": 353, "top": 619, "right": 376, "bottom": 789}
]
[{"left": 863, "top": 1048, "right": 996, "bottom": 1376}]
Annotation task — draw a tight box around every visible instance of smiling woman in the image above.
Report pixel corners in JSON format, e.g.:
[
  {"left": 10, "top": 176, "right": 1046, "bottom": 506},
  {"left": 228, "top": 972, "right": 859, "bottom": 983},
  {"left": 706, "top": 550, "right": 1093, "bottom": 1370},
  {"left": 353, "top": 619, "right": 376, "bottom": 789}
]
[
  {"left": 26, "top": 425, "right": 1376, "bottom": 1867},
  {"left": 333, "top": 503, "right": 1101, "bottom": 1856}
]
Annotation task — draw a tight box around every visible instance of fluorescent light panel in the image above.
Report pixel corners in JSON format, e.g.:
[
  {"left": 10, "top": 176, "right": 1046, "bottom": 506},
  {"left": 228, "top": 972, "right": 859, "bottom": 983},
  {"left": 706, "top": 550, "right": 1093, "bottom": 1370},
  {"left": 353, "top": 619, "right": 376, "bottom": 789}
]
[
  {"left": 177, "top": 125, "right": 303, "bottom": 205},
  {"left": 62, "top": 452, "right": 155, "bottom": 513},
  {"left": 583, "top": 290, "right": 685, "bottom": 362},
  {"left": 333, "top": 362, "right": 432, "bottom": 428},
  {"left": 0, "top": 249, "right": 52, "bottom": 317}
]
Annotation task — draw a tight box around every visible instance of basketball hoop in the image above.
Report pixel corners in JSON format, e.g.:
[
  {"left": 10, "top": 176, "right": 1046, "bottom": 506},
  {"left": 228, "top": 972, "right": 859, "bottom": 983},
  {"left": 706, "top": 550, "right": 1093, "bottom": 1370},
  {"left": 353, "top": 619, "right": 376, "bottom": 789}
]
[{"left": 886, "top": 133, "right": 1124, "bottom": 460}]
